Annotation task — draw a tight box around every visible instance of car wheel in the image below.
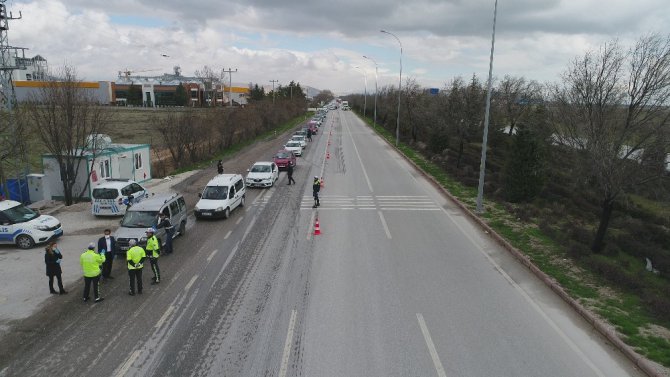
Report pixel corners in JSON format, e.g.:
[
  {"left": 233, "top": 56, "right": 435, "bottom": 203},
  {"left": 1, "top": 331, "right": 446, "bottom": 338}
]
[
  {"left": 16, "top": 234, "right": 35, "bottom": 249},
  {"left": 240, "top": 195, "right": 246, "bottom": 207},
  {"left": 179, "top": 221, "right": 186, "bottom": 236},
  {"left": 223, "top": 207, "right": 231, "bottom": 219}
]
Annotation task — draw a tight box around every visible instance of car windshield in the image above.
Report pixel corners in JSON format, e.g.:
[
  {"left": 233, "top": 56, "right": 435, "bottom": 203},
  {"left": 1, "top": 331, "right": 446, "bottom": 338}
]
[
  {"left": 275, "top": 152, "right": 290, "bottom": 159},
  {"left": 286, "top": 142, "right": 300, "bottom": 147},
  {"left": 250, "top": 165, "right": 271, "bottom": 173},
  {"left": 92, "top": 188, "right": 119, "bottom": 199},
  {"left": 201, "top": 186, "right": 228, "bottom": 200},
  {"left": 120, "top": 210, "right": 157, "bottom": 228},
  {"left": 1, "top": 203, "right": 39, "bottom": 223}
]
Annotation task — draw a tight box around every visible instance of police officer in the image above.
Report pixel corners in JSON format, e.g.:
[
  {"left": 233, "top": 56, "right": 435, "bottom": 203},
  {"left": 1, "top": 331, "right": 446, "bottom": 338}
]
[
  {"left": 145, "top": 228, "right": 161, "bottom": 284},
  {"left": 80, "top": 242, "right": 105, "bottom": 303},
  {"left": 286, "top": 163, "right": 296, "bottom": 185},
  {"left": 312, "top": 176, "right": 321, "bottom": 208},
  {"left": 157, "top": 212, "right": 174, "bottom": 254},
  {"left": 126, "top": 239, "right": 146, "bottom": 295}
]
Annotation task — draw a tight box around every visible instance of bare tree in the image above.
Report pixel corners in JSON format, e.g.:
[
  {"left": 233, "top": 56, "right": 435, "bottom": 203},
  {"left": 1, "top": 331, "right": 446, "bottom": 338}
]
[
  {"left": 0, "top": 108, "right": 28, "bottom": 197},
  {"left": 195, "top": 66, "right": 223, "bottom": 107},
  {"left": 494, "top": 75, "right": 543, "bottom": 135},
  {"left": 550, "top": 34, "right": 670, "bottom": 252},
  {"left": 24, "top": 66, "right": 112, "bottom": 205}
]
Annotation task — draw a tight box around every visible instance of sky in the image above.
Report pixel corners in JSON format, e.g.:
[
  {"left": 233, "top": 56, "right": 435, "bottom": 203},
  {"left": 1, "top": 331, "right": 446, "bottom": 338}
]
[{"left": 7, "top": 0, "right": 670, "bottom": 95}]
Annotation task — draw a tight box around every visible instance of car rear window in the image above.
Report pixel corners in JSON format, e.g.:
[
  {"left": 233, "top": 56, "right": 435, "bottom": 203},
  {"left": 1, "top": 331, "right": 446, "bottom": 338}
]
[
  {"left": 276, "top": 152, "right": 290, "bottom": 158},
  {"left": 92, "top": 188, "right": 119, "bottom": 199}
]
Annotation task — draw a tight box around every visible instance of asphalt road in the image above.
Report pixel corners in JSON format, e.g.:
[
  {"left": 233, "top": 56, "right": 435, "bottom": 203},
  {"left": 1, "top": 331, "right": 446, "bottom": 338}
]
[{"left": 0, "top": 110, "right": 648, "bottom": 377}]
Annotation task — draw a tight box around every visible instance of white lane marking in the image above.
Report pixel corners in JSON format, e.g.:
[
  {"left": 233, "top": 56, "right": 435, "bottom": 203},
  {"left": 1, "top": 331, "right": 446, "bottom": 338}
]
[
  {"left": 436, "top": 207, "right": 606, "bottom": 376},
  {"left": 224, "top": 230, "right": 232, "bottom": 239},
  {"left": 114, "top": 349, "right": 141, "bottom": 377},
  {"left": 343, "top": 115, "right": 374, "bottom": 193},
  {"left": 243, "top": 221, "right": 254, "bottom": 237},
  {"left": 378, "top": 210, "right": 392, "bottom": 239},
  {"left": 185, "top": 275, "right": 198, "bottom": 291},
  {"left": 307, "top": 211, "right": 316, "bottom": 240},
  {"left": 235, "top": 216, "right": 244, "bottom": 225},
  {"left": 279, "top": 310, "right": 298, "bottom": 377},
  {"left": 246, "top": 206, "right": 253, "bottom": 213},
  {"left": 221, "top": 243, "right": 239, "bottom": 273},
  {"left": 154, "top": 305, "right": 175, "bottom": 329},
  {"left": 207, "top": 249, "right": 219, "bottom": 262},
  {"left": 417, "top": 313, "right": 448, "bottom": 377}
]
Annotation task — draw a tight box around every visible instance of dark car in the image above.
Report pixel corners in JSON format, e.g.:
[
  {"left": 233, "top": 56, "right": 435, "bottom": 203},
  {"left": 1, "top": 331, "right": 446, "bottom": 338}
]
[{"left": 273, "top": 149, "right": 296, "bottom": 170}]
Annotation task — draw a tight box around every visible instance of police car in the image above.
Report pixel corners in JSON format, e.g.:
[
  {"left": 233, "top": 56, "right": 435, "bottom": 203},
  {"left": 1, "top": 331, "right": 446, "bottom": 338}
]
[
  {"left": 0, "top": 199, "right": 63, "bottom": 249},
  {"left": 91, "top": 179, "right": 148, "bottom": 216}
]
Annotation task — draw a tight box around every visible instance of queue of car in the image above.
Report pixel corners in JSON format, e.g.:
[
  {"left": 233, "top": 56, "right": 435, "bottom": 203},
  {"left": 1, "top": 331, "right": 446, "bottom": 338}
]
[{"left": 0, "top": 113, "right": 326, "bottom": 250}]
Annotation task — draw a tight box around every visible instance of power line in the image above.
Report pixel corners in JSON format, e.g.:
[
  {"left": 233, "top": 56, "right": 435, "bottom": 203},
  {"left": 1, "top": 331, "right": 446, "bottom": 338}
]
[{"left": 222, "top": 68, "right": 237, "bottom": 108}]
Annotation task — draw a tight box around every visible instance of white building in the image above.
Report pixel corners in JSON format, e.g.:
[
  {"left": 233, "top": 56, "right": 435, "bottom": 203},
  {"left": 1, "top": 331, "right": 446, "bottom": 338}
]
[
  {"left": 41, "top": 137, "right": 151, "bottom": 200},
  {"left": 12, "top": 54, "right": 48, "bottom": 81}
]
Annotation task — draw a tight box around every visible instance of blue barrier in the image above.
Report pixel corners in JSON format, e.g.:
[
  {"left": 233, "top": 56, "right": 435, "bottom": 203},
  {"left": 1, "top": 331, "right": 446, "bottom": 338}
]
[{"left": 0, "top": 178, "right": 30, "bottom": 204}]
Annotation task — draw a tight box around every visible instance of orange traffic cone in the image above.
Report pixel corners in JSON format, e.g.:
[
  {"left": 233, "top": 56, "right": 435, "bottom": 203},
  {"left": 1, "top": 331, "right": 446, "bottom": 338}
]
[{"left": 314, "top": 218, "right": 321, "bottom": 235}]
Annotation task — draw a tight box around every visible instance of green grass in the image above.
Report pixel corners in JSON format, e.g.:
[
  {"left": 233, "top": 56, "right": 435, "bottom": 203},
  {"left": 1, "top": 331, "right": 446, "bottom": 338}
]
[{"left": 358, "top": 112, "right": 670, "bottom": 368}]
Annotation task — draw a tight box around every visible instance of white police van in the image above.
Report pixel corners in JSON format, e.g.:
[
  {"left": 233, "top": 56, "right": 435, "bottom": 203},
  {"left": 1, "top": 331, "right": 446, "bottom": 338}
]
[
  {"left": 0, "top": 199, "right": 63, "bottom": 249},
  {"left": 91, "top": 179, "right": 148, "bottom": 216}
]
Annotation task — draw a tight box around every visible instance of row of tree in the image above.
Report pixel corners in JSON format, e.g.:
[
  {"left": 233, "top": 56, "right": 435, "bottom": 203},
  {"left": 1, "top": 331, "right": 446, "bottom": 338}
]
[{"left": 345, "top": 33, "right": 670, "bottom": 256}]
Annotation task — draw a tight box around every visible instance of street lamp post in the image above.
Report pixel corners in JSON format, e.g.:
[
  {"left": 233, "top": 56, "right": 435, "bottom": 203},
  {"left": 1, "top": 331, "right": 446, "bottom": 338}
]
[
  {"left": 363, "top": 55, "right": 378, "bottom": 129},
  {"left": 270, "top": 79, "right": 279, "bottom": 104},
  {"left": 476, "top": 0, "right": 499, "bottom": 214},
  {"left": 381, "top": 29, "right": 402, "bottom": 146},
  {"left": 354, "top": 66, "right": 367, "bottom": 118}
]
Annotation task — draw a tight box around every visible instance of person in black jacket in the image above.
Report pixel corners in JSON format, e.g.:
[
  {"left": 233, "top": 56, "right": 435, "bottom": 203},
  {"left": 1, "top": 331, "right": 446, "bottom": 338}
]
[
  {"left": 312, "top": 176, "right": 321, "bottom": 208},
  {"left": 287, "top": 163, "right": 296, "bottom": 185},
  {"left": 44, "top": 241, "right": 67, "bottom": 294},
  {"left": 217, "top": 160, "right": 224, "bottom": 175},
  {"left": 98, "top": 229, "right": 116, "bottom": 279}
]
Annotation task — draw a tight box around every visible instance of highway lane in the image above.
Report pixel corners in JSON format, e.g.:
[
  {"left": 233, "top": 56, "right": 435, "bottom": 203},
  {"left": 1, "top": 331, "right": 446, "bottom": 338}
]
[
  {"left": 290, "top": 110, "right": 645, "bottom": 376},
  {"left": 0, "top": 108, "right": 648, "bottom": 377}
]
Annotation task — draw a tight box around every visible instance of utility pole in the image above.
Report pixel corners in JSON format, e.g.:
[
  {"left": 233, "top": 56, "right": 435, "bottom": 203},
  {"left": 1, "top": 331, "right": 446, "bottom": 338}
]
[
  {"left": 270, "top": 79, "right": 279, "bottom": 104},
  {"left": 222, "top": 67, "right": 237, "bottom": 108},
  {"left": 0, "top": 0, "right": 27, "bottom": 201}
]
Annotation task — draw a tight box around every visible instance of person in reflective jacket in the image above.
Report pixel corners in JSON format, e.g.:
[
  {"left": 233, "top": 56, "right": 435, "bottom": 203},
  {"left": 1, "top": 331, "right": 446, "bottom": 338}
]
[
  {"left": 126, "top": 239, "right": 146, "bottom": 296},
  {"left": 80, "top": 242, "right": 105, "bottom": 303},
  {"left": 145, "top": 228, "right": 161, "bottom": 284}
]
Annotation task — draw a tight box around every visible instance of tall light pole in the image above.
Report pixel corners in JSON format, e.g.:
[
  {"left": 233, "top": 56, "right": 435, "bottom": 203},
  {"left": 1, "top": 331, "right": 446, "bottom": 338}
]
[
  {"left": 270, "top": 79, "right": 279, "bottom": 104},
  {"left": 222, "top": 67, "right": 237, "bottom": 108},
  {"left": 354, "top": 66, "right": 367, "bottom": 118},
  {"left": 381, "top": 29, "right": 402, "bottom": 146},
  {"left": 476, "top": 0, "right": 499, "bottom": 214},
  {"left": 363, "top": 55, "right": 378, "bottom": 129}
]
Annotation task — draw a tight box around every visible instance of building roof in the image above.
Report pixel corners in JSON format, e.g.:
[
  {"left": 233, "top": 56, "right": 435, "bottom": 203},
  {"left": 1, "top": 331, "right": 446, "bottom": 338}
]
[{"left": 42, "top": 143, "right": 150, "bottom": 159}]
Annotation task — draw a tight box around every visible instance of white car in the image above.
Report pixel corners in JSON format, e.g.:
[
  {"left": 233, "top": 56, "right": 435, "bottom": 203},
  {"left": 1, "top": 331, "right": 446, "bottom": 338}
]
[
  {"left": 195, "top": 174, "right": 246, "bottom": 219},
  {"left": 290, "top": 135, "right": 307, "bottom": 149},
  {"left": 284, "top": 141, "right": 303, "bottom": 156},
  {"left": 91, "top": 179, "right": 148, "bottom": 216},
  {"left": 245, "top": 162, "right": 279, "bottom": 188},
  {"left": 0, "top": 200, "right": 63, "bottom": 249}
]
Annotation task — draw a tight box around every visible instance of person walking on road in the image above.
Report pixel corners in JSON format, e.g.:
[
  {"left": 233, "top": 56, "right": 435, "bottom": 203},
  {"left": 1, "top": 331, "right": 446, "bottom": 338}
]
[
  {"left": 44, "top": 241, "right": 67, "bottom": 295},
  {"left": 80, "top": 243, "right": 105, "bottom": 303},
  {"left": 98, "top": 229, "right": 116, "bottom": 279},
  {"left": 126, "top": 239, "right": 146, "bottom": 296},
  {"left": 287, "top": 163, "right": 296, "bottom": 185},
  {"left": 157, "top": 212, "right": 174, "bottom": 254},
  {"left": 312, "top": 176, "right": 321, "bottom": 208},
  {"left": 306, "top": 128, "right": 313, "bottom": 142},
  {"left": 217, "top": 160, "right": 224, "bottom": 175},
  {"left": 145, "top": 228, "right": 161, "bottom": 284}
]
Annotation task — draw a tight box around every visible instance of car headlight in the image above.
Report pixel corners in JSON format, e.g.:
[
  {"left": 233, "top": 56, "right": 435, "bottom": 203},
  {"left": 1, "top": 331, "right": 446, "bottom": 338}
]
[
  {"left": 216, "top": 207, "right": 224, "bottom": 212},
  {"left": 35, "top": 225, "right": 49, "bottom": 231}
]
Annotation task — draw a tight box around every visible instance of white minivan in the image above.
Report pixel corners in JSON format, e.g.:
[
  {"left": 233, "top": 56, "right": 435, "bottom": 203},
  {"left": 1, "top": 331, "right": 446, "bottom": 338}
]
[
  {"left": 0, "top": 200, "right": 63, "bottom": 249},
  {"left": 194, "top": 174, "right": 246, "bottom": 219},
  {"left": 91, "top": 179, "right": 148, "bottom": 216}
]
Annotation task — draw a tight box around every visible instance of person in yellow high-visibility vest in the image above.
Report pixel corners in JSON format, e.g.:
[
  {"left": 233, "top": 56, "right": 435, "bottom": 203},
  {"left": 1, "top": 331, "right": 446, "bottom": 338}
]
[
  {"left": 145, "top": 228, "right": 161, "bottom": 284},
  {"left": 80, "top": 242, "right": 105, "bottom": 303},
  {"left": 126, "top": 239, "right": 146, "bottom": 295}
]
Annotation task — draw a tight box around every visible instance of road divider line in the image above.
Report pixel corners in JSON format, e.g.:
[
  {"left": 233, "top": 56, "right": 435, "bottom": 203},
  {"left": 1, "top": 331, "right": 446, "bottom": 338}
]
[
  {"left": 279, "top": 309, "right": 298, "bottom": 377},
  {"left": 185, "top": 275, "right": 198, "bottom": 291},
  {"left": 207, "top": 249, "right": 219, "bottom": 262},
  {"left": 114, "top": 349, "right": 141, "bottom": 377},
  {"left": 378, "top": 211, "right": 392, "bottom": 239},
  {"left": 224, "top": 230, "right": 232, "bottom": 239},
  {"left": 235, "top": 216, "right": 244, "bottom": 225},
  {"left": 343, "top": 114, "right": 373, "bottom": 192},
  {"left": 155, "top": 305, "right": 175, "bottom": 329},
  {"left": 417, "top": 313, "right": 448, "bottom": 377}
]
